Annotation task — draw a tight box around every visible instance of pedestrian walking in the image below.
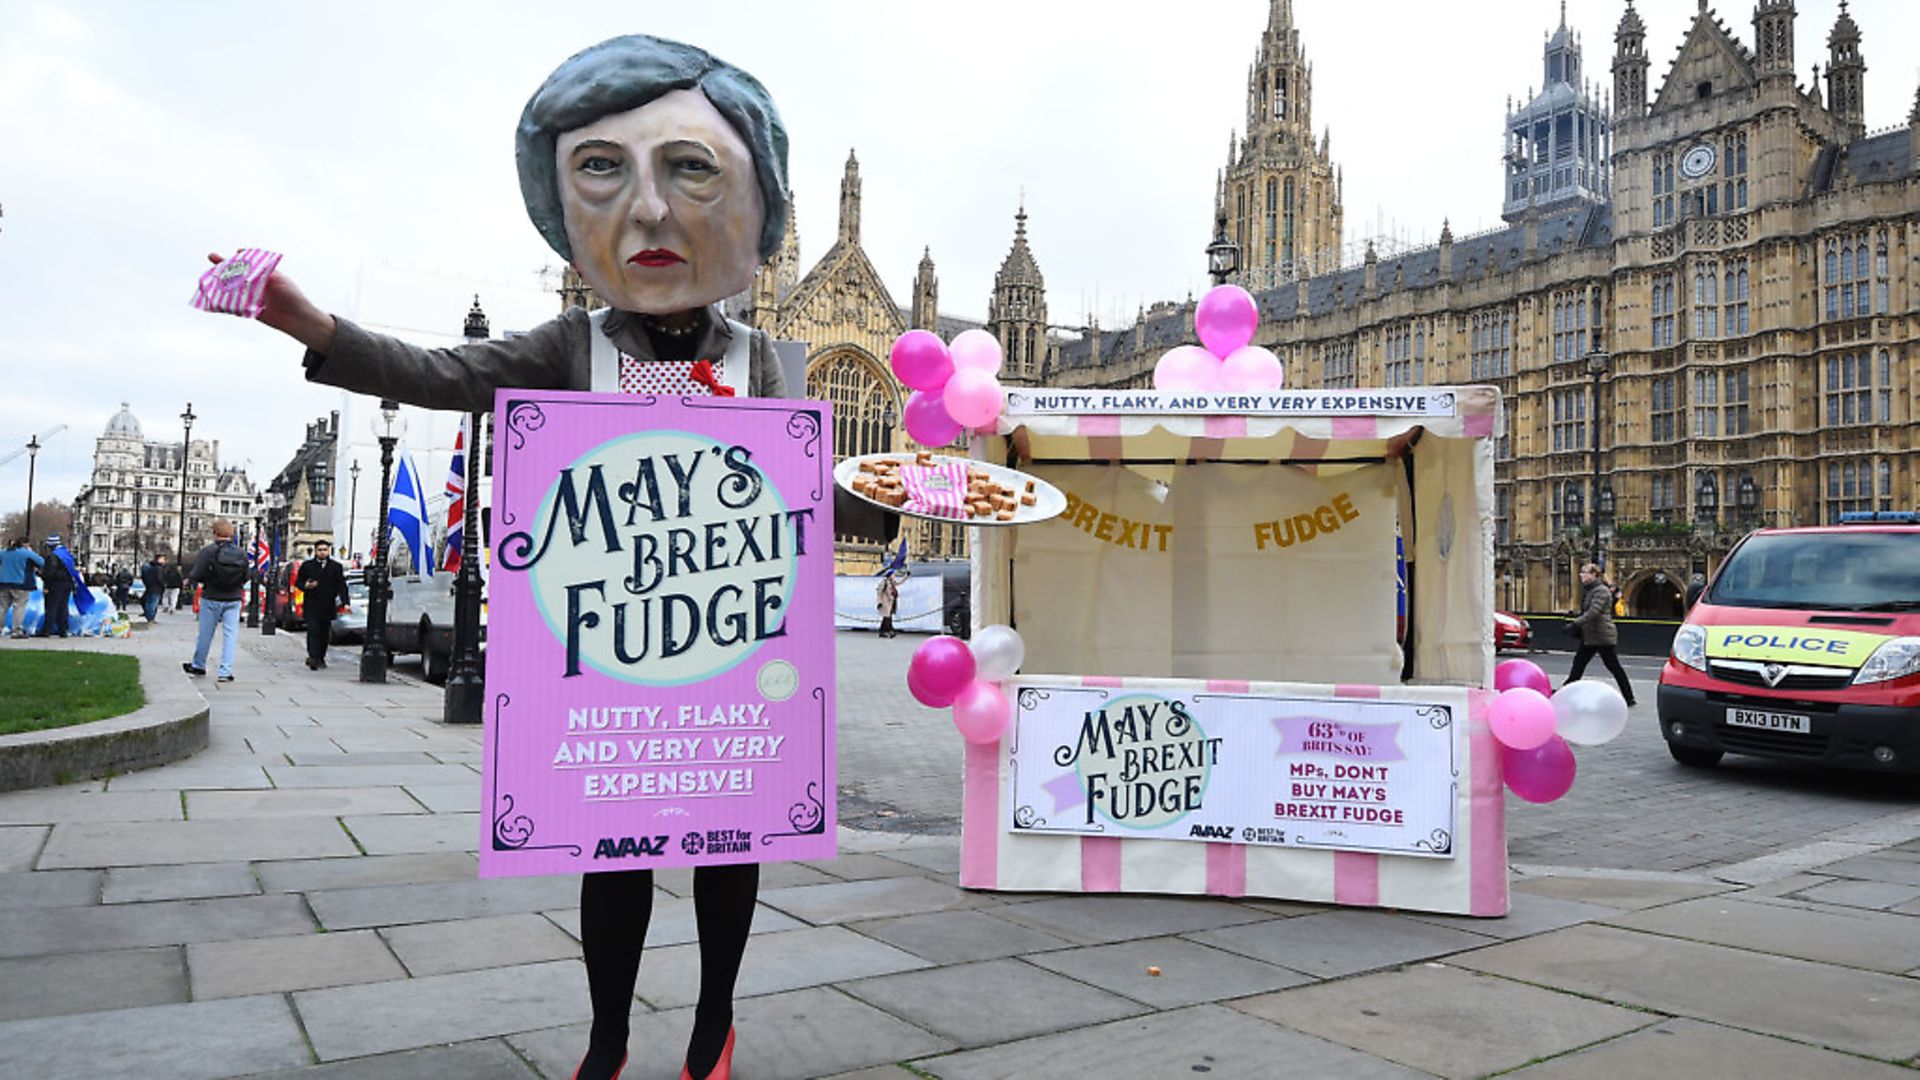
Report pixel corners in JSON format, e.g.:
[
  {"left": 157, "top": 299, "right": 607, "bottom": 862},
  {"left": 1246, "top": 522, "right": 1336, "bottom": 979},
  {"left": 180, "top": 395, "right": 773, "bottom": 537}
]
[
  {"left": 111, "top": 566, "right": 133, "bottom": 612},
  {"left": 0, "top": 537, "right": 44, "bottom": 638},
  {"left": 163, "top": 560, "right": 184, "bottom": 612},
  {"left": 182, "top": 520, "right": 251, "bottom": 683},
  {"left": 1565, "top": 562, "right": 1636, "bottom": 706},
  {"left": 36, "top": 534, "right": 83, "bottom": 638},
  {"left": 140, "top": 555, "right": 167, "bottom": 622},
  {"left": 294, "top": 540, "right": 348, "bottom": 669},
  {"left": 875, "top": 571, "right": 899, "bottom": 638}
]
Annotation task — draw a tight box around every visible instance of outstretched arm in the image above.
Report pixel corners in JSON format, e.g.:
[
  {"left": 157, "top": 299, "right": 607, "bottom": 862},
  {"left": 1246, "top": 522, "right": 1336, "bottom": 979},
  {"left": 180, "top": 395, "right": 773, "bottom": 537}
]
[{"left": 207, "top": 253, "right": 336, "bottom": 355}]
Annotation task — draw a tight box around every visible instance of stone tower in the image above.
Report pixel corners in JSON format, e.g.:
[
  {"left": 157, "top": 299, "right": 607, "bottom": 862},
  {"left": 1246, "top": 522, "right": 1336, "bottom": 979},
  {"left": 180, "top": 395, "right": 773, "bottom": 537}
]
[
  {"left": 1612, "top": 1, "right": 1649, "bottom": 118},
  {"left": 910, "top": 248, "right": 938, "bottom": 331},
  {"left": 1752, "top": 0, "right": 1795, "bottom": 79},
  {"left": 1503, "top": 2, "right": 1611, "bottom": 223},
  {"left": 1221, "top": 0, "right": 1342, "bottom": 287},
  {"left": 1825, "top": 1, "right": 1865, "bottom": 139},
  {"left": 988, "top": 205, "right": 1048, "bottom": 384},
  {"left": 838, "top": 149, "right": 861, "bottom": 246},
  {"left": 748, "top": 200, "right": 801, "bottom": 329}
]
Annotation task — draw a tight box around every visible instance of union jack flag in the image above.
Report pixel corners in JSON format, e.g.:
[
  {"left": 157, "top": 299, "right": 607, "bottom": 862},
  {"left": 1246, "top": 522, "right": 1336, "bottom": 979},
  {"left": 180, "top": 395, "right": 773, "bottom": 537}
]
[
  {"left": 442, "top": 416, "right": 467, "bottom": 574},
  {"left": 252, "top": 533, "right": 272, "bottom": 575}
]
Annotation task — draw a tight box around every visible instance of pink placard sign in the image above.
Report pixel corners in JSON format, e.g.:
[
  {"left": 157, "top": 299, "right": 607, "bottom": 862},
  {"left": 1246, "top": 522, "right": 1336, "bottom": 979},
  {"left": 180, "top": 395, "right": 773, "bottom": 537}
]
[{"left": 480, "top": 390, "right": 836, "bottom": 877}]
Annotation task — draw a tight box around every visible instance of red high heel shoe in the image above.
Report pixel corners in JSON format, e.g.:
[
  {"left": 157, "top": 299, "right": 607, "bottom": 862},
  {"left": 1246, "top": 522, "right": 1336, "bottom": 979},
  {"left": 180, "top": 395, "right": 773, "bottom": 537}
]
[
  {"left": 680, "top": 1027, "right": 735, "bottom": 1080},
  {"left": 571, "top": 1053, "right": 625, "bottom": 1080}
]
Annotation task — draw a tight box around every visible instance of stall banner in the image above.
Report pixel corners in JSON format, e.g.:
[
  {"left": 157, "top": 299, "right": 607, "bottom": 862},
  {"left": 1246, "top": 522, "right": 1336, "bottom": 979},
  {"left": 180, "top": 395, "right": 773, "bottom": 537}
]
[
  {"left": 833, "top": 574, "right": 943, "bottom": 633},
  {"left": 480, "top": 390, "right": 836, "bottom": 877},
  {"left": 1005, "top": 388, "right": 1461, "bottom": 419},
  {"left": 1007, "top": 682, "right": 1458, "bottom": 858}
]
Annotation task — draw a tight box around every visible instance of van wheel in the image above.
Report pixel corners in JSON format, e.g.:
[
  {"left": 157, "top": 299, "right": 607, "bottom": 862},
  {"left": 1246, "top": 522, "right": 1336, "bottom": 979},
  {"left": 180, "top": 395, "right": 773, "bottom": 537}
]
[
  {"left": 1667, "top": 743, "right": 1723, "bottom": 768},
  {"left": 422, "top": 621, "right": 449, "bottom": 684}
]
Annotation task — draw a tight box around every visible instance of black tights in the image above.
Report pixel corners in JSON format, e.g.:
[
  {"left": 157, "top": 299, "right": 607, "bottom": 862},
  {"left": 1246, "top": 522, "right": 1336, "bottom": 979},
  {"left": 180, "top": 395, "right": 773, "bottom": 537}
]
[
  {"left": 1567, "top": 644, "right": 1636, "bottom": 704},
  {"left": 577, "top": 863, "right": 759, "bottom": 1080}
]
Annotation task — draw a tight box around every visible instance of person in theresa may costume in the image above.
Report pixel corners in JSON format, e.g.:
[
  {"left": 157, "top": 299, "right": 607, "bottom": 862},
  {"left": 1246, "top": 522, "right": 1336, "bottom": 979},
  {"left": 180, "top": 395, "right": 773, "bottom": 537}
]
[{"left": 222, "top": 34, "right": 894, "bottom": 1080}]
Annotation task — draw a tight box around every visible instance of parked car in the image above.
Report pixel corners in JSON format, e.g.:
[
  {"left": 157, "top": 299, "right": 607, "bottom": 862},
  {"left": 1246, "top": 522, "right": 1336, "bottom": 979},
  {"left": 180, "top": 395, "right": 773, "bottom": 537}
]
[
  {"left": 1494, "top": 610, "right": 1532, "bottom": 651},
  {"left": 1658, "top": 519, "right": 1920, "bottom": 774},
  {"left": 330, "top": 576, "right": 370, "bottom": 645}
]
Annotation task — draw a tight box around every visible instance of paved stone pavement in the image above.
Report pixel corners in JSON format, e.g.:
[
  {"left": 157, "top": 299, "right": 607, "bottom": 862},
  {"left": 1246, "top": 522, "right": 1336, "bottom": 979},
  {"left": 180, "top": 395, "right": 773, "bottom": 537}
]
[{"left": 2, "top": 620, "right": 1918, "bottom": 1078}]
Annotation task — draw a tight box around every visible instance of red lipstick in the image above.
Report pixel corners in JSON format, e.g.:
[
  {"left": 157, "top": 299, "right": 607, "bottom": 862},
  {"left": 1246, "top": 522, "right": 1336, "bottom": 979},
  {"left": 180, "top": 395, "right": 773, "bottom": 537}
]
[{"left": 629, "top": 249, "right": 686, "bottom": 267}]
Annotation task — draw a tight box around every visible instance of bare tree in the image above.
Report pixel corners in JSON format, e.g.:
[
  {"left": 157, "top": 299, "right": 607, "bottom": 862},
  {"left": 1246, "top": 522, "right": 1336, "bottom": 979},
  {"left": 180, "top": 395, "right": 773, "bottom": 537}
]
[{"left": 1, "top": 499, "right": 74, "bottom": 543}]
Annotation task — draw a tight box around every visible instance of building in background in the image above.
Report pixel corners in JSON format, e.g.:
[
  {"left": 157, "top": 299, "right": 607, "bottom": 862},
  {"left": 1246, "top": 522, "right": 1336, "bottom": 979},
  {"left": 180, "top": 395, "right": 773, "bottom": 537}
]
[
  {"left": 70, "top": 403, "right": 258, "bottom": 575},
  {"left": 267, "top": 413, "right": 339, "bottom": 561},
  {"left": 1040, "top": 0, "right": 1917, "bottom": 616}
]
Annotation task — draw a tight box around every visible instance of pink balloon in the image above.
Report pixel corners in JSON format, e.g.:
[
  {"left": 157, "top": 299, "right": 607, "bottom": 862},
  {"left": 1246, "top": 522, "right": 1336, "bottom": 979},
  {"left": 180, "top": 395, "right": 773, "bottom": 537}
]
[
  {"left": 1218, "top": 345, "right": 1284, "bottom": 392},
  {"left": 1195, "top": 284, "right": 1258, "bottom": 357},
  {"left": 907, "top": 665, "right": 956, "bottom": 708},
  {"left": 910, "top": 635, "right": 976, "bottom": 700},
  {"left": 1502, "top": 736, "right": 1577, "bottom": 803},
  {"left": 943, "top": 368, "right": 1004, "bottom": 428},
  {"left": 1489, "top": 687, "right": 1557, "bottom": 751},
  {"left": 950, "top": 329, "right": 1004, "bottom": 376},
  {"left": 1153, "top": 345, "right": 1216, "bottom": 391},
  {"left": 952, "top": 681, "right": 1012, "bottom": 745},
  {"left": 890, "top": 330, "right": 954, "bottom": 392},
  {"left": 903, "top": 388, "right": 963, "bottom": 447},
  {"left": 1494, "top": 659, "right": 1552, "bottom": 696}
]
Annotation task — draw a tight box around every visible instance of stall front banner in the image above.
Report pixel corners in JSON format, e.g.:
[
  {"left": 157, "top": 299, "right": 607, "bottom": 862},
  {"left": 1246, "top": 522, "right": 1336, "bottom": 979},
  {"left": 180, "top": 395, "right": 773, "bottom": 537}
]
[
  {"left": 480, "top": 390, "right": 836, "bottom": 877},
  {"left": 1008, "top": 682, "right": 1458, "bottom": 858},
  {"left": 1005, "top": 388, "right": 1461, "bottom": 418}
]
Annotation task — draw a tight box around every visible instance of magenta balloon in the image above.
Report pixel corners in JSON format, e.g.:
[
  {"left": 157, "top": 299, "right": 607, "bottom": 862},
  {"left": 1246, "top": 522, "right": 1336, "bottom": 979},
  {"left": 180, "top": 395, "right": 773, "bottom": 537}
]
[
  {"left": 889, "top": 330, "right": 954, "bottom": 392},
  {"left": 1195, "top": 284, "right": 1259, "bottom": 357},
  {"left": 943, "top": 368, "right": 1004, "bottom": 428},
  {"left": 1502, "top": 736, "right": 1577, "bottom": 803},
  {"left": 903, "top": 388, "right": 963, "bottom": 447},
  {"left": 952, "top": 681, "right": 1012, "bottom": 745},
  {"left": 1489, "top": 687, "right": 1557, "bottom": 751},
  {"left": 1494, "top": 659, "right": 1552, "bottom": 696},
  {"left": 907, "top": 665, "right": 956, "bottom": 708},
  {"left": 911, "top": 635, "right": 977, "bottom": 699},
  {"left": 1219, "top": 345, "right": 1284, "bottom": 392},
  {"left": 950, "top": 329, "right": 1004, "bottom": 375}
]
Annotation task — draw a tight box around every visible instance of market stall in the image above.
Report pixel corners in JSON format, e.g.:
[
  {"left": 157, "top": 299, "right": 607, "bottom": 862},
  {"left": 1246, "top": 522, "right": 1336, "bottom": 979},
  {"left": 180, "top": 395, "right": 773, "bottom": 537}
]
[{"left": 957, "top": 385, "right": 1508, "bottom": 916}]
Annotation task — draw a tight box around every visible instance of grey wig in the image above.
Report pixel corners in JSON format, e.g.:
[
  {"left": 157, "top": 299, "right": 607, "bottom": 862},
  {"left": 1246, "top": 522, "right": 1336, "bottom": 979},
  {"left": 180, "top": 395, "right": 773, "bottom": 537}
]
[{"left": 516, "top": 35, "right": 789, "bottom": 262}]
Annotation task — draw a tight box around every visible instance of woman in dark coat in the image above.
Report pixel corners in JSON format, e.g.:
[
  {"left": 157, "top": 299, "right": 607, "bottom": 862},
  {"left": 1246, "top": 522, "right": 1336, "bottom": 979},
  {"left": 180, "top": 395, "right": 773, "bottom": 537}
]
[{"left": 1565, "top": 562, "right": 1636, "bottom": 706}]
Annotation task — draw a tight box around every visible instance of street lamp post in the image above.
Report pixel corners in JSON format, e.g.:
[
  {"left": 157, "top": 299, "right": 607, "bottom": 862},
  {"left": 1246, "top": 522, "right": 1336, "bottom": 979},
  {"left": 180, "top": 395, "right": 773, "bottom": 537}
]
[
  {"left": 1696, "top": 473, "right": 1719, "bottom": 529},
  {"left": 1584, "top": 350, "right": 1609, "bottom": 567},
  {"left": 347, "top": 460, "right": 361, "bottom": 564},
  {"left": 1736, "top": 473, "right": 1759, "bottom": 529},
  {"left": 361, "top": 401, "right": 405, "bottom": 683},
  {"left": 22, "top": 433, "right": 42, "bottom": 540},
  {"left": 177, "top": 404, "right": 196, "bottom": 562},
  {"left": 1206, "top": 212, "right": 1241, "bottom": 287},
  {"left": 445, "top": 298, "right": 490, "bottom": 723}
]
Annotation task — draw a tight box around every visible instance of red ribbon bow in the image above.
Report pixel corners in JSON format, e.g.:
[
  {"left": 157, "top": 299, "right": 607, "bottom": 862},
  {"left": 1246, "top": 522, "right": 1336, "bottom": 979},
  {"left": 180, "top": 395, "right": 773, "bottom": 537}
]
[{"left": 688, "top": 359, "right": 735, "bottom": 397}]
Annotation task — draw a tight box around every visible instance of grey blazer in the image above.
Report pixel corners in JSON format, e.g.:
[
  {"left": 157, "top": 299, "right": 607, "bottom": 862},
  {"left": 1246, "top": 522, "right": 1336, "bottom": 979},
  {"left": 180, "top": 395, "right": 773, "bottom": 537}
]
[{"left": 303, "top": 305, "right": 784, "bottom": 413}]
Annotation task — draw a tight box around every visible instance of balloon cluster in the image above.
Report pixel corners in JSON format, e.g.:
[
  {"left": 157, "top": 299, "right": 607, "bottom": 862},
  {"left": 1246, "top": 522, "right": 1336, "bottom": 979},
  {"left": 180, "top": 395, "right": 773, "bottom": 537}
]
[
  {"left": 890, "top": 329, "right": 1007, "bottom": 447},
  {"left": 906, "top": 625, "right": 1026, "bottom": 744},
  {"left": 1487, "top": 661, "right": 1630, "bottom": 804},
  {"left": 1152, "top": 284, "right": 1286, "bottom": 393}
]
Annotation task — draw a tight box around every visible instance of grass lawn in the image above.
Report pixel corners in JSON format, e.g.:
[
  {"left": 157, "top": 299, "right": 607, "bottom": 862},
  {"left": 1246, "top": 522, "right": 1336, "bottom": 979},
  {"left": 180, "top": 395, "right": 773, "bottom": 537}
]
[{"left": 0, "top": 652, "right": 145, "bottom": 736}]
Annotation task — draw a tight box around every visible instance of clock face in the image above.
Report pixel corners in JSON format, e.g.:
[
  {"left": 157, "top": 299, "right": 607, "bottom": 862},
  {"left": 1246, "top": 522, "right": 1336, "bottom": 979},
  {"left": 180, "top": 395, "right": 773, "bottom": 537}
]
[{"left": 1680, "top": 143, "right": 1717, "bottom": 179}]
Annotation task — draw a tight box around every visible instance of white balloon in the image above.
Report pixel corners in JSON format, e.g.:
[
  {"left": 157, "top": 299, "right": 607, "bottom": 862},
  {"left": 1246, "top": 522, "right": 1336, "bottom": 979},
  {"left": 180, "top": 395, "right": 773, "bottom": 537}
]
[
  {"left": 1552, "top": 680, "right": 1629, "bottom": 746},
  {"left": 970, "top": 624, "right": 1026, "bottom": 681}
]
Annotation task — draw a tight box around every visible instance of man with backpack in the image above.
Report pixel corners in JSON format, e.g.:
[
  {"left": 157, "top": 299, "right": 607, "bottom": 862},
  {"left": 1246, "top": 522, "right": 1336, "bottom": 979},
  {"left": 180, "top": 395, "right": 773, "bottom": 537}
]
[{"left": 183, "top": 519, "right": 251, "bottom": 682}]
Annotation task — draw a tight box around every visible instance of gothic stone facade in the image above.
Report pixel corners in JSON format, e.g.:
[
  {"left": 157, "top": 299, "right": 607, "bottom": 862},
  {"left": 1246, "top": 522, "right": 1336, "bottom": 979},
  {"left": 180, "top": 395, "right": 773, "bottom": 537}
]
[{"left": 1050, "top": 1, "right": 1918, "bottom": 617}]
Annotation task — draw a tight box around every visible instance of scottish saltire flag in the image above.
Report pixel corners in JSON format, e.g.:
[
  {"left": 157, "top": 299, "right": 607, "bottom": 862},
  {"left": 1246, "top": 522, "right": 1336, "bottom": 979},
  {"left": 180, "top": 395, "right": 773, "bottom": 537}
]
[
  {"left": 388, "top": 452, "right": 435, "bottom": 578},
  {"left": 881, "top": 541, "right": 907, "bottom": 577},
  {"left": 442, "top": 417, "right": 467, "bottom": 574}
]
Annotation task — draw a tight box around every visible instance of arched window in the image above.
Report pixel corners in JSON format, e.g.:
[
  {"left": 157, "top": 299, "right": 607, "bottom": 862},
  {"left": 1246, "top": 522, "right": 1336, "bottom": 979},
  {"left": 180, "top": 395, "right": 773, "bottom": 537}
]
[
  {"left": 1282, "top": 177, "right": 1296, "bottom": 266},
  {"left": 1025, "top": 327, "right": 1038, "bottom": 375},
  {"left": 1264, "top": 177, "right": 1278, "bottom": 266}
]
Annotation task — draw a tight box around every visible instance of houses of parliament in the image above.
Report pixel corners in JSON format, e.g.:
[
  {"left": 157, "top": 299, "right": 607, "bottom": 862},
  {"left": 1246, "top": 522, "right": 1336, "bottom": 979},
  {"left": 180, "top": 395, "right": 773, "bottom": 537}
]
[{"left": 669, "top": 0, "right": 1917, "bottom": 617}]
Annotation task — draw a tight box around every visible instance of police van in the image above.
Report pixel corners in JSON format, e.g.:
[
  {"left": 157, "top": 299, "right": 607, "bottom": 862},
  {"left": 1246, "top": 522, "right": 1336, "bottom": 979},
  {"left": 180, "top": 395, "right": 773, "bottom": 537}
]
[{"left": 1657, "top": 513, "right": 1920, "bottom": 775}]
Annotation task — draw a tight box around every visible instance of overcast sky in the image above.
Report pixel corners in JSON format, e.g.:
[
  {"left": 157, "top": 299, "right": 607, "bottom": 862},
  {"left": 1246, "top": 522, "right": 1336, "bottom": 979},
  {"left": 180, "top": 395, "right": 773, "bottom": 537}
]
[{"left": 4, "top": 0, "right": 1915, "bottom": 524}]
